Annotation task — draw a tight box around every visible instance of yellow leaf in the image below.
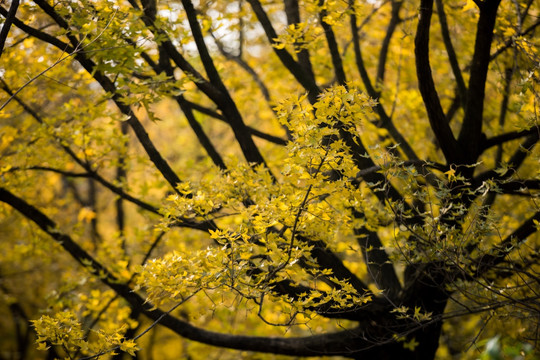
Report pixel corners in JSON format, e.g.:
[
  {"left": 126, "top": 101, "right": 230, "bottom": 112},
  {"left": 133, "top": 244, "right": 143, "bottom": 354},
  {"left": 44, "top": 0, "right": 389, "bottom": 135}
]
[
  {"left": 78, "top": 207, "right": 97, "bottom": 223},
  {"left": 462, "top": 0, "right": 477, "bottom": 12},
  {"left": 120, "top": 339, "right": 139, "bottom": 356},
  {"left": 444, "top": 167, "right": 456, "bottom": 182}
]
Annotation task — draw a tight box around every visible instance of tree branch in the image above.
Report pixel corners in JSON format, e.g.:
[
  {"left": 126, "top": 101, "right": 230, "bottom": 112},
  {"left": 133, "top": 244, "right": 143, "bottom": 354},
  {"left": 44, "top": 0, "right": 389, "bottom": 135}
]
[
  {"left": 181, "top": 0, "right": 227, "bottom": 91},
  {"left": 435, "top": 0, "right": 467, "bottom": 106},
  {"left": 498, "top": 179, "right": 540, "bottom": 194},
  {"left": 375, "top": 0, "right": 402, "bottom": 86},
  {"left": 457, "top": 0, "right": 501, "bottom": 163},
  {"left": 144, "top": 0, "right": 272, "bottom": 170},
  {"left": 0, "top": 0, "right": 19, "bottom": 57},
  {"left": 415, "top": 0, "right": 460, "bottom": 164},
  {"left": 211, "top": 31, "right": 273, "bottom": 104},
  {"left": 156, "top": 48, "right": 227, "bottom": 170},
  {"left": 474, "top": 211, "right": 540, "bottom": 277},
  {"left": 355, "top": 225, "right": 402, "bottom": 301},
  {"left": 284, "top": 0, "right": 316, "bottom": 83},
  {"left": 0, "top": 5, "right": 70, "bottom": 50},
  {"left": 349, "top": 0, "right": 418, "bottom": 161},
  {"left": 298, "top": 235, "right": 369, "bottom": 295},
  {"left": 133, "top": 0, "right": 225, "bottom": 104},
  {"left": 177, "top": 95, "right": 228, "bottom": 170},
  {"left": 246, "top": 0, "right": 320, "bottom": 102},
  {"left": 473, "top": 134, "right": 539, "bottom": 202},
  {"left": 183, "top": 100, "right": 288, "bottom": 145},
  {"left": 318, "top": 0, "right": 347, "bottom": 85},
  {"left": 489, "top": 18, "right": 540, "bottom": 63},
  {"left": 483, "top": 128, "right": 539, "bottom": 150}
]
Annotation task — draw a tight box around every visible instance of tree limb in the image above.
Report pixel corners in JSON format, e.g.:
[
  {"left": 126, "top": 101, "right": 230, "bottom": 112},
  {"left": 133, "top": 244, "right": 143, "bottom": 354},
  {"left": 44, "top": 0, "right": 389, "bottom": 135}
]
[
  {"left": 375, "top": 0, "right": 402, "bottom": 86},
  {"left": 349, "top": 0, "right": 418, "bottom": 161},
  {"left": 156, "top": 48, "right": 227, "bottom": 170},
  {"left": 318, "top": 0, "right": 347, "bottom": 85},
  {"left": 284, "top": 0, "right": 316, "bottom": 83},
  {"left": 247, "top": 0, "right": 320, "bottom": 102},
  {"left": 0, "top": 0, "right": 19, "bottom": 57},
  {"left": 474, "top": 211, "right": 540, "bottom": 277},
  {"left": 355, "top": 225, "right": 402, "bottom": 301},
  {"left": 435, "top": 0, "right": 467, "bottom": 106},
  {"left": 457, "top": 0, "right": 501, "bottom": 163},
  {"left": 415, "top": 0, "right": 460, "bottom": 164},
  {"left": 483, "top": 128, "right": 539, "bottom": 150},
  {"left": 146, "top": 0, "right": 272, "bottom": 170}
]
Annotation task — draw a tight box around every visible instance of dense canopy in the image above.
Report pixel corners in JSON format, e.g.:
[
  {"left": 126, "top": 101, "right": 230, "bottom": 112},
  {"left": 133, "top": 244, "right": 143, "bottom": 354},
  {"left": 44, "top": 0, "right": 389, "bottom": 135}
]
[{"left": 0, "top": 0, "right": 539, "bottom": 359}]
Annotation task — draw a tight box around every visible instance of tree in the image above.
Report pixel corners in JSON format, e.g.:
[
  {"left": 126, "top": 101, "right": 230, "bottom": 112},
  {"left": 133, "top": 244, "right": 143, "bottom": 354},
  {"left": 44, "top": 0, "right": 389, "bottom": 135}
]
[{"left": 0, "top": 0, "right": 538, "bottom": 358}]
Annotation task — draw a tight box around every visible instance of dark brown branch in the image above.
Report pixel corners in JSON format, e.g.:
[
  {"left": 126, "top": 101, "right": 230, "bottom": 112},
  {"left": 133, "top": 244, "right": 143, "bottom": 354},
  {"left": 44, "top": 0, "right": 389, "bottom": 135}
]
[
  {"left": 473, "top": 134, "right": 539, "bottom": 194},
  {"left": 146, "top": 0, "right": 272, "bottom": 169},
  {"left": 355, "top": 226, "right": 402, "bottom": 301},
  {"left": 156, "top": 48, "right": 227, "bottom": 170},
  {"left": 211, "top": 31, "right": 272, "bottom": 104},
  {"left": 185, "top": 101, "right": 223, "bottom": 119},
  {"left": 270, "top": 279, "right": 390, "bottom": 320},
  {"left": 483, "top": 128, "right": 538, "bottom": 150},
  {"left": 298, "top": 235, "right": 369, "bottom": 295},
  {"left": 318, "top": 0, "right": 347, "bottom": 85},
  {"left": 349, "top": 0, "right": 418, "bottom": 161},
  {"left": 349, "top": 0, "right": 378, "bottom": 98},
  {"left": 133, "top": 0, "right": 224, "bottom": 103},
  {"left": 209, "top": 24, "right": 291, "bottom": 145},
  {"left": 177, "top": 96, "right": 228, "bottom": 170},
  {"left": 457, "top": 0, "right": 501, "bottom": 164},
  {"left": 181, "top": 0, "right": 227, "bottom": 90},
  {"left": 284, "top": 0, "right": 315, "bottom": 82},
  {"left": 160, "top": 40, "right": 224, "bottom": 101},
  {"left": 435, "top": 0, "right": 467, "bottom": 106},
  {"left": 506, "top": 134, "right": 539, "bottom": 173},
  {"left": 474, "top": 211, "right": 540, "bottom": 277},
  {"left": 247, "top": 0, "right": 320, "bottom": 102},
  {"left": 336, "top": 126, "right": 412, "bottom": 214},
  {"left": 112, "top": 96, "right": 184, "bottom": 193},
  {"left": 498, "top": 179, "right": 540, "bottom": 194},
  {"left": 185, "top": 101, "right": 288, "bottom": 145},
  {"left": 0, "top": 0, "right": 19, "bottom": 57},
  {"left": 0, "top": 5, "right": 73, "bottom": 52},
  {"left": 376, "top": 0, "right": 402, "bottom": 86},
  {"left": 415, "top": 0, "right": 460, "bottom": 164},
  {"left": 351, "top": 160, "right": 445, "bottom": 183},
  {"left": 248, "top": 128, "right": 288, "bottom": 146},
  {"left": 8, "top": 166, "right": 88, "bottom": 178}
]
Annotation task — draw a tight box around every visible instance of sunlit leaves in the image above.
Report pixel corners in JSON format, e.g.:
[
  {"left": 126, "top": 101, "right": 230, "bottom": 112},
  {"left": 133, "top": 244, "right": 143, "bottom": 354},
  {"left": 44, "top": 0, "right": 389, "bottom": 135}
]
[
  {"left": 272, "top": 22, "right": 324, "bottom": 52},
  {"left": 33, "top": 310, "right": 140, "bottom": 359},
  {"left": 140, "top": 86, "right": 380, "bottom": 319}
]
